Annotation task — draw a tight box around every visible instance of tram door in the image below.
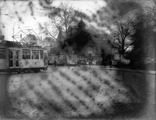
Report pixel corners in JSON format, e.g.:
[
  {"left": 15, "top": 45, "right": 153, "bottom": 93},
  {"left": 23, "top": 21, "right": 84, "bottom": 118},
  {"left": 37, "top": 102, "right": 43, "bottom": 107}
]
[{"left": 8, "top": 50, "right": 20, "bottom": 68}]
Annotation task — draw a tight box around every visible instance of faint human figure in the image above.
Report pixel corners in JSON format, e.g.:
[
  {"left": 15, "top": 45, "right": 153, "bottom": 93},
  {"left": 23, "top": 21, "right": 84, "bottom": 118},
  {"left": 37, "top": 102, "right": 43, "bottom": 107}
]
[
  {"left": 89, "top": 61, "right": 92, "bottom": 67},
  {"left": 109, "top": 60, "right": 112, "bottom": 68},
  {"left": 77, "top": 61, "right": 80, "bottom": 67},
  {"left": 54, "top": 60, "right": 57, "bottom": 67},
  {"left": 32, "top": 53, "right": 35, "bottom": 59},
  {"left": 9, "top": 52, "right": 13, "bottom": 59},
  {"left": 26, "top": 52, "right": 30, "bottom": 59},
  {"left": 130, "top": 59, "right": 135, "bottom": 69}
]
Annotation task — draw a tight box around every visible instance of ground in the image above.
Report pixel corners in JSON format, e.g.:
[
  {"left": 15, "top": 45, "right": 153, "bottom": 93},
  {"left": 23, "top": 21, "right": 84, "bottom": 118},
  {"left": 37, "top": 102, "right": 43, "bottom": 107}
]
[{"left": 1, "top": 66, "right": 155, "bottom": 120}]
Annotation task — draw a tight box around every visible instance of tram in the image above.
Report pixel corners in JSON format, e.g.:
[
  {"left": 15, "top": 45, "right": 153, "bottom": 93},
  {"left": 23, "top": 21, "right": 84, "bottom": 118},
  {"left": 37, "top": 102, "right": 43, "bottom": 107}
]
[{"left": 0, "top": 40, "right": 48, "bottom": 73}]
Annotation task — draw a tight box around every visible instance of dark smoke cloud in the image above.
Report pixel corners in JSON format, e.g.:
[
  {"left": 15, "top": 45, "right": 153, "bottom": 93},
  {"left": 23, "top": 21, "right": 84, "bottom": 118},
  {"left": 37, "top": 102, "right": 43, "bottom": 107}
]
[{"left": 106, "top": 0, "right": 142, "bottom": 17}]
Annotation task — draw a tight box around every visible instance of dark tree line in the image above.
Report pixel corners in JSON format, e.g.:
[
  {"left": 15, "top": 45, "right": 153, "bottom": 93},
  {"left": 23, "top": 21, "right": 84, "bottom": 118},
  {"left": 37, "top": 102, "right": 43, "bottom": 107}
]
[
  {"left": 127, "top": 6, "right": 156, "bottom": 69},
  {"left": 107, "top": 5, "right": 156, "bottom": 69}
]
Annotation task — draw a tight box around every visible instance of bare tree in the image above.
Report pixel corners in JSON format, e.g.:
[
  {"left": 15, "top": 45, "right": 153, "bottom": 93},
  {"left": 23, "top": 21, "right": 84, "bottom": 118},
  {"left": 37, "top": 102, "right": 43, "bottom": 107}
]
[
  {"left": 109, "top": 17, "right": 135, "bottom": 62},
  {"left": 39, "top": 22, "right": 58, "bottom": 41},
  {"left": 49, "top": 3, "right": 79, "bottom": 39}
]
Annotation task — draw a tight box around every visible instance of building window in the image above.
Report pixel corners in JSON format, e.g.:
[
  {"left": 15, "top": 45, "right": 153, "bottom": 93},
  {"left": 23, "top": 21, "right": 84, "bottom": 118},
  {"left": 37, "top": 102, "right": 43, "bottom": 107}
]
[
  {"left": 32, "top": 50, "right": 39, "bottom": 59},
  {"left": 40, "top": 50, "right": 43, "bottom": 59},
  {"left": 0, "top": 48, "right": 6, "bottom": 59},
  {"left": 22, "top": 49, "right": 30, "bottom": 59}
]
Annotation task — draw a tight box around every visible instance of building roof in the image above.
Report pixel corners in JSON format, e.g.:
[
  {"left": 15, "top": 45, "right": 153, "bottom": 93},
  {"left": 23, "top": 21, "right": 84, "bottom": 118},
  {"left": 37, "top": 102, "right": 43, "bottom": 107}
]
[{"left": 0, "top": 40, "right": 43, "bottom": 49}]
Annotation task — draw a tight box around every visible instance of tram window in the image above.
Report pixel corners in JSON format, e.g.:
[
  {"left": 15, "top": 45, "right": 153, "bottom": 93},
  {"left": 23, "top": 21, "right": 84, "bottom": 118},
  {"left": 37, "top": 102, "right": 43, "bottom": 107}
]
[
  {"left": 40, "top": 50, "right": 43, "bottom": 59},
  {"left": 32, "top": 50, "right": 39, "bottom": 59},
  {"left": 0, "top": 48, "right": 6, "bottom": 59},
  {"left": 22, "top": 49, "right": 30, "bottom": 59}
]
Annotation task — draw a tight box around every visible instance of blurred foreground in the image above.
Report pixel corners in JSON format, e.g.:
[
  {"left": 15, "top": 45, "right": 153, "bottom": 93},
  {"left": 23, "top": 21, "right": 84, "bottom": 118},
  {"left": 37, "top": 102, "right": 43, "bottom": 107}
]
[{"left": 0, "top": 66, "right": 155, "bottom": 120}]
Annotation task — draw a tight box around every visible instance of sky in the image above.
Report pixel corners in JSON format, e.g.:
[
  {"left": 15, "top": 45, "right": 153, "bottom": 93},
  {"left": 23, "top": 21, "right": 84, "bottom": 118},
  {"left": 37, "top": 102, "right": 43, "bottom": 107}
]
[
  {"left": 0, "top": 0, "right": 107, "bottom": 41},
  {"left": 0, "top": 0, "right": 155, "bottom": 41}
]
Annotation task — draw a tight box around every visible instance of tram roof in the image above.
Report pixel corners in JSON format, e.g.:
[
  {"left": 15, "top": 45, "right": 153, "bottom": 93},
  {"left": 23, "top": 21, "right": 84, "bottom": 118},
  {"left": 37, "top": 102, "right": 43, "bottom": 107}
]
[{"left": 0, "top": 40, "right": 23, "bottom": 48}]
